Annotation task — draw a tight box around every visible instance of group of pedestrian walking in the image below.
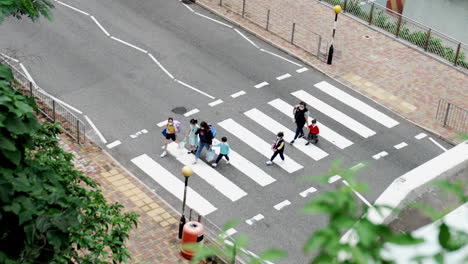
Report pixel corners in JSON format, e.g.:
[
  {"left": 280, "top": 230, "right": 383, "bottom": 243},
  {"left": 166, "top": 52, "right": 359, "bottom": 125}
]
[{"left": 159, "top": 101, "right": 320, "bottom": 167}]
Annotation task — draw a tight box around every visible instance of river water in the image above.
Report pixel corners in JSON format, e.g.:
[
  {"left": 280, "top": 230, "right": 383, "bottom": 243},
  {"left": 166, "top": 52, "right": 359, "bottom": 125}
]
[{"left": 373, "top": 0, "right": 468, "bottom": 44}]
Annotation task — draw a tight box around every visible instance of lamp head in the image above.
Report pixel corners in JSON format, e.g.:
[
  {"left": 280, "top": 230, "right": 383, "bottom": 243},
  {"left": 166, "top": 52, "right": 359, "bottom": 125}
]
[
  {"left": 333, "top": 5, "right": 343, "bottom": 13},
  {"left": 182, "top": 166, "right": 193, "bottom": 177}
]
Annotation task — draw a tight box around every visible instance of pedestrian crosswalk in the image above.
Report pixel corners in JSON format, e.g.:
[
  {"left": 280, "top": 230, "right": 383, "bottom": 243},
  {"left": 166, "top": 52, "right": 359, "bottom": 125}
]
[{"left": 130, "top": 81, "right": 399, "bottom": 216}]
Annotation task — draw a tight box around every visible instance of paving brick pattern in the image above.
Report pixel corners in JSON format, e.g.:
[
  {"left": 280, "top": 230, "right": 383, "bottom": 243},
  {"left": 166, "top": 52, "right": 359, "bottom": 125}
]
[
  {"left": 59, "top": 136, "right": 192, "bottom": 264},
  {"left": 198, "top": 0, "right": 468, "bottom": 143}
]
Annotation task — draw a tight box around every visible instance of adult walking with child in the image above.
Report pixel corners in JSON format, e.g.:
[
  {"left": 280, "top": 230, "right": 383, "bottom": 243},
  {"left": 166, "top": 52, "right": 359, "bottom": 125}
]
[
  {"left": 290, "top": 101, "right": 309, "bottom": 145},
  {"left": 193, "top": 121, "right": 213, "bottom": 164}
]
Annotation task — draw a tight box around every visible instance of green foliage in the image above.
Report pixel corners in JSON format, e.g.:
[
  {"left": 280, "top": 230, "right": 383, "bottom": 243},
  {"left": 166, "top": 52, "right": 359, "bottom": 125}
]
[
  {"left": 0, "top": 0, "right": 54, "bottom": 23},
  {"left": 0, "top": 63, "right": 139, "bottom": 263}
]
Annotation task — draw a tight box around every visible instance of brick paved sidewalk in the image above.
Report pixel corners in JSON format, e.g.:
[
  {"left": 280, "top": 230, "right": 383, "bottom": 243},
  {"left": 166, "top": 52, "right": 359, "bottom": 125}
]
[
  {"left": 59, "top": 135, "right": 192, "bottom": 264},
  {"left": 196, "top": 0, "right": 467, "bottom": 143}
]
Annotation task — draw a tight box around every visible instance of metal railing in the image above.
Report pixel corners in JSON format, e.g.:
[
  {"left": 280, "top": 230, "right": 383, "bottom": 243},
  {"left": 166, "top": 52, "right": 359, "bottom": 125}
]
[
  {"left": 436, "top": 99, "right": 468, "bottom": 134},
  {"left": 1, "top": 58, "right": 86, "bottom": 144},
  {"left": 199, "top": 0, "right": 328, "bottom": 60},
  {"left": 318, "top": 0, "right": 468, "bottom": 73}
]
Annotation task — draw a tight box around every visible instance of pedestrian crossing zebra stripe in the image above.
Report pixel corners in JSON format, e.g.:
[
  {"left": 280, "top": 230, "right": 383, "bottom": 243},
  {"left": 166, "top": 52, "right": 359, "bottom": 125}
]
[
  {"left": 212, "top": 139, "right": 276, "bottom": 187},
  {"left": 131, "top": 154, "right": 217, "bottom": 216},
  {"left": 268, "top": 98, "right": 353, "bottom": 149},
  {"left": 218, "top": 118, "right": 303, "bottom": 173},
  {"left": 167, "top": 143, "right": 247, "bottom": 202},
  {"left": 244, "top": 108, "right": 328, "bottom": 161},
  {"left": 292, "top": 90, "right": 376, "bottom": 138},
  {"left": 314, "top": 81, "right": 399, "bottom": 128}
]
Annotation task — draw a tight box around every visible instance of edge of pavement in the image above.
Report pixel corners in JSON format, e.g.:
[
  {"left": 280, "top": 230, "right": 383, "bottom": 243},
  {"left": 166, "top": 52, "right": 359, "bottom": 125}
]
[{"left": 193, "top": 0, "right": 459, "bottom": 146}]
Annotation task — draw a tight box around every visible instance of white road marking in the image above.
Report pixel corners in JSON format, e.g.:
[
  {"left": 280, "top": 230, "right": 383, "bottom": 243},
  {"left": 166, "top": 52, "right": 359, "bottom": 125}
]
[
  {"left": 342, "top": 180, "right": 372, "bottom": 207},
  {"left": 148, "top": 53, "right": 175, "bottom": 79},
  {"left": 415, "top": 133, "right": 427, "bottom": 140},
  {"left": 328, "top": 175, "right": 341, "bottom": 183},
  {"left": 194, "top": 12, "right": 233, "bottom": 28},
  {"left": 394, "top": 142, "right": 408, "bottom": 149},
  {"left": 429, "top": 137, "right": 448, "bottom": 152},
  {"left": 167, "top": 143, "right": 247, "bottom": 202},
  {"left": 0, "top": 52, "right": 19, "bottom": 62},
  {"left": 131, "top": 154, "right": 217, "bottom": 216},
  {"left": 372, "top": 151, "right": 388, "bottom": 160},
  {"left": 57, "top": 1, "right": 90, "bottom": 16},
  {"left": 182, "top": 3, "right": 195, "bottom": 12},
  {"left": 19, "top": 63, "right": 38, "bottom": 89},
  {"left": 176, "top": 80, "right": 216, "bottom": 99},
  {"left": 157, "top": 120, "right": 167, "bottom": 127},
  {"left": 219, "top": 118, "right": 303, "bottom": 173},
  {"left": 36, "top": 89, "right": 84, "bottom": 114},
  {"left": 245, "top": 108, "right": 328, "bottom": 161},
  {"left": 233, "top": 28, "right": 260, "bottom": 49},
  {"left": 212, "top": 139, "right": 276, "bottom": 186},
  {"left": 231, "top": 90, "right": 246, "bottom": 98},
  {"left": 84, "top": 115, "right": 107, "bottom": 143},
  {"left": 142, "top": 129, "right": 148, "bottom": 133},
  {"left": 276, "top": 73, "right": 291, "bottom": 80},
  {"left": 274, "top": 200, "right": 291, "bottom": 210},
  {"left": 350, "top": 162, "right": 365, "bottom": 171},
  {"left": 110, "top": 36, "right": 148, "bottom": 53},
  {"left": 260, "top": 48, "right": 302, "bottom": 67},
  {"left": 314, "top": 81, "right": 399, "bottom": 128},
  {"left": 106, "top": 140, "right": 121, "bottom": 149},
  {"left": 184, "top": 108, "right": 200, "bottom": 117},
  {"left": 296, "top": 67, "right": 308, "bottom": 73},
  {"left": 292, "top": 90, "right": 376, "bottom": 138},
  {"left": 90, "top": 16, "right": 110, "bottom": 37},
  {"left": 208, "top": 99, "right": 223, "bottom": 106},
  {"left": 300, "top": 186, "right": 317, "bottom": 197},
  {"left": 246, "top": 219, "right": 253, "bottom": 225},
  {"left": 269, "top": 98, "right": 353, "bottom": 149},
  {"left": 254, "top": 81, "right": 269, "bottom": 89},
  {"left": 253, "top": 214, "right": 264, "bottom": 221},
  {"left": 225, "top": 228, "right": 237, "bottom": 237}
]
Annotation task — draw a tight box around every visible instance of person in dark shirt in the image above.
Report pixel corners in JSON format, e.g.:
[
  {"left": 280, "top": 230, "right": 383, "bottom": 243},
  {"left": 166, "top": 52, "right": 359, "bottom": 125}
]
[{"left": 193, "top": 121, "right": 213, "bottom": 164}]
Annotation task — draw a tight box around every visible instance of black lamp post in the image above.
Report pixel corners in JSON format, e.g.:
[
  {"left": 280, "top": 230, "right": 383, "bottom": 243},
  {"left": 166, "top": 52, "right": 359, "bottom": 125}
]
[
  {"left": 327, "top": 5, "right": 343, "bottom": 65},
  {"left": 178, "top": 165, "right": 193, "bottom": 239}
]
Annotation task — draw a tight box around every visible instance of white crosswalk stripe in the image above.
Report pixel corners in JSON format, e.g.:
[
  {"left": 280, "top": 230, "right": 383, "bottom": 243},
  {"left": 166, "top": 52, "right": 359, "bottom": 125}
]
[
  {"left": 219, "top": 118, "right": 303, "bottom": 173},
  {"left": 292, "top": 90, "right": 376, "bottom": 138},
  {"left": 131, "top": 154, "right": 217, "bottom": 216},
  {"left": 212, "top": 139, "right": 276, "bottom": 187},
  {"left": 244, "top": 108, "right": 328, "bottom": 161},
  {"left": 167, "top": 143, "right": 247, "bottom": 202},
  {"left": 314, "top": 81, "right": 399, "bottom": 128},
  {"left": 268, "top": 98, "right": 353, "bottom": 149}
]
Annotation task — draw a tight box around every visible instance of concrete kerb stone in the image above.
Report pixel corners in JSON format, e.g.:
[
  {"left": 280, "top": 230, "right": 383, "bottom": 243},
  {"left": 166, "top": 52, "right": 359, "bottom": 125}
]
[{"left": 194, "top": 0, "right": 458, "bottom": 145}]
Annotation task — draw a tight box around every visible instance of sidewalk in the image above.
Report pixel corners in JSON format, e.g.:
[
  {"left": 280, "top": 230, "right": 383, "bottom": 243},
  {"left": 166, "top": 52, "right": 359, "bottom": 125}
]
[
  {"left": 196, "top": 0, "right": 467, "bottom": 143},
  {"left": 59, "top": 135, "right": 191, "bottom": 264}
]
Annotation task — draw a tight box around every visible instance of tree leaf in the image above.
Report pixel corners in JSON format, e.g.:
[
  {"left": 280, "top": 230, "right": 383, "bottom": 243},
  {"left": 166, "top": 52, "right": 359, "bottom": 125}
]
[{"left": 386, "top": 233, "right": 424, "bottom": 245}]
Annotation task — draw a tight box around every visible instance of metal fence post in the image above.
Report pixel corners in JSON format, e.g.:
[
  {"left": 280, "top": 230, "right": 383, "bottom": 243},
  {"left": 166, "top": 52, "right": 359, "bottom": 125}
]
[
  {"left": 197, "top": 214, "right": 202, "bottom": 223},
  {"left": 395, "top": 15, "right": 403, "bottom": 37},
  {"left": 219, "top": 0, "right": 222, "bottom": 6},
  {"left": 343, "top": 0, "right": 348, "bottom": 12},
  {"left": 52, "top": 100, "right": 56, "bottom": 122},
  {"left": 423, "top": 29, "right": 431, "bottom": 51},
  {"left": 368, "top": 3, "right": 375, "bottom": 25},
  {"left": 242, "top": 0, "right": 246, "bottom": 17},
  {"left": 29, "top": 82, "right": 33, "bottom": 97},
  {"left": 453, "top": 43, "right": 461, "bottom": 66},
  {"left": 77, "top": 120, "right": 80, "bottom": 144},
  {"left": 443, "top": 103, "right": 451, "bottom": 127},
  {"left": 317, "top": 35, "right": 322, "bottom": 58},
  {"left": 291, "top": 23, "right": 296, "bottom": 44},
  {"left": 266, "top": 9, "right": 270, "bottom": 31}
]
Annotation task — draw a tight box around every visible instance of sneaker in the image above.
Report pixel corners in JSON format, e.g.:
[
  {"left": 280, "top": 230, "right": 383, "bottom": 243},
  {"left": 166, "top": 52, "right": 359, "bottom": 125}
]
[
  {"left": 212, "top": 163, "right": 217, "bottom": 167},
  {"left": 187, "top": 151, "right": 193, "bottom": 154},
  {"left": 305, "top": 142, "right": 310, "bottom": 146},
  {"left": 290, "top": 140, "right": 295, "bottom": 145},
  {"left": 315, "top": 139, "right": 319, "bottom": 144},
  {"left": 266, "top": 160, "right": 273, "bottom": 165},
  {"left": 160, "top": 151, "right": 167, "bottom": 158},
  {"left": 193, "top": 159, "right": 197, "bottom": 164},
  {"left": 225, "top": 160, "right": 230, "bottom": 165},
  {"left": 299, "top": 134, "right": 304, "bottom": 138}
]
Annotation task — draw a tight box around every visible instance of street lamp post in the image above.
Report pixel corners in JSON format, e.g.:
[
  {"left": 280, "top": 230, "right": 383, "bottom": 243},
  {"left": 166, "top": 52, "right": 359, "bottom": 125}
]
[
  {"left": 327, "top": 5, "right": 343, "bottom": 65},
  {"left": 178, "top": 165, "right": 193, "bottom": 239}
]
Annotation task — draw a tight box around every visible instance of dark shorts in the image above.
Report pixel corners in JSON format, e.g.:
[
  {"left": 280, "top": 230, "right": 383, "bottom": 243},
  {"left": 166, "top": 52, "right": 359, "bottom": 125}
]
[{"left": 166, "top": 133, "right": 176, "bottom": 141}]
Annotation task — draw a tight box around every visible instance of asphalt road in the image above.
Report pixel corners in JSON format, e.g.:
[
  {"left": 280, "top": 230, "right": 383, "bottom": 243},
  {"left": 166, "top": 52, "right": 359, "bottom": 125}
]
[{"left": 0, "top": 0, "right": 454, "bottom": 262}]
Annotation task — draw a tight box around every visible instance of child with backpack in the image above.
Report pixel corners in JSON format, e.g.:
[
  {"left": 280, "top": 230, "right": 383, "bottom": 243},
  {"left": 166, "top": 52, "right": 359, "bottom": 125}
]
[
  {"left": 212, "top": 137, "right": 230, "bottom": 167},
  {"left": 266, "top": 132, "right": 285, "bottom": 165},
  {"left": 161, "top": 117, "right": 179, "bottom": 158},
  {"left": 306, "top": 119, "right": 320, "bottom": 145}
]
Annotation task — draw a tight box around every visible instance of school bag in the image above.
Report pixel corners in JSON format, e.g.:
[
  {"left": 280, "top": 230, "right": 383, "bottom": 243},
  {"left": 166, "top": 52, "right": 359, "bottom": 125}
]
[
  {"left": 174, "top": 120, "right": 182, "bottom": 135},
  {"left": 208, "top": 124, "right": 217, "bottom": 138}
]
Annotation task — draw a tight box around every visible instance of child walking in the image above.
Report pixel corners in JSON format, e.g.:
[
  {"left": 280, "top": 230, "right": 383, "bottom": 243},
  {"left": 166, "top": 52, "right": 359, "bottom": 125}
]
[
  {"left": 212, "top": 137, "right": 230, "bottom": 167},
  {"left": 186, "top": 119, "right": 200, "bottom": 154},
  {"left": 306, "top": 119, "right": 320, "bottom": 145},
  {"left": 266, "top": 132, "right": 285, "bottom": 165},
  {"left": 161, "top": 117, "right": 178, "bottom": 158}
]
